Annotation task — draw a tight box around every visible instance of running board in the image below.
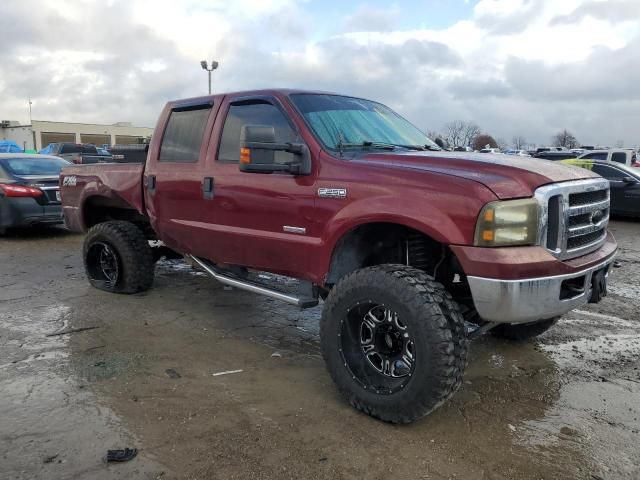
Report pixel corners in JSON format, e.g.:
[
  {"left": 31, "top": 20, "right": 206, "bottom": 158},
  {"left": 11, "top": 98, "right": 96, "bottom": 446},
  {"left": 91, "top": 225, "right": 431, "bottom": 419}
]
[{"left": 186, "top": 255, "right": 319, "bottom": 309}]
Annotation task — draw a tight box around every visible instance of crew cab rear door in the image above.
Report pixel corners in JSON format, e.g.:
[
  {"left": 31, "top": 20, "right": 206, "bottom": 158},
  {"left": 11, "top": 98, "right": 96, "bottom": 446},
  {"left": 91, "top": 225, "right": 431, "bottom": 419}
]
[
  {"left": 200, "top": 94, "right": 317, "bottom": 278},
  {"left": 143, "top": 99, "right": 219, "bottom": 253}
]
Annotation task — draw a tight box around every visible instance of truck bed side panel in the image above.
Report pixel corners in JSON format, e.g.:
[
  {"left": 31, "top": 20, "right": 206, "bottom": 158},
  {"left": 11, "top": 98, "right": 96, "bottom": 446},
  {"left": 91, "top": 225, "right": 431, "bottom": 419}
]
[{"left": 60, "top": 163, "right": 146, "bottom": 232}]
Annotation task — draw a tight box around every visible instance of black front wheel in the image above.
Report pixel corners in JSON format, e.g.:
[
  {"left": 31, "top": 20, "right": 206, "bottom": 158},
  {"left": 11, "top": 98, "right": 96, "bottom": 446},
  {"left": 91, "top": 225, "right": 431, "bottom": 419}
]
[
  {"left": 83, "top": 221, "right": 154, "bottom": 294},
  {"left": 320, "top": 265, "right": 467, "bottom": 423}
]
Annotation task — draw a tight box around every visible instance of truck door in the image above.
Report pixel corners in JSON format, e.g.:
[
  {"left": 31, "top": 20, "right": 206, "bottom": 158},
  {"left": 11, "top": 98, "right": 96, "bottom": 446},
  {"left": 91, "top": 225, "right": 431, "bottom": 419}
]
[
  {"left": 143, "top": 99, "right": 218, "bottom": 254},
  {"left": 200, "top": 96, "right": 317, "bottom": 279}
]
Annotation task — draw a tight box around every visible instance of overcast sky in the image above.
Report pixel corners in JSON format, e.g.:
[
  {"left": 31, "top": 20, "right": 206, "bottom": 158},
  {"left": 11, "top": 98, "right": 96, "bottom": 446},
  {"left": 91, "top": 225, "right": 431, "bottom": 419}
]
[{"left": 1, "top": 0, "right": 638, "bottom": 147}]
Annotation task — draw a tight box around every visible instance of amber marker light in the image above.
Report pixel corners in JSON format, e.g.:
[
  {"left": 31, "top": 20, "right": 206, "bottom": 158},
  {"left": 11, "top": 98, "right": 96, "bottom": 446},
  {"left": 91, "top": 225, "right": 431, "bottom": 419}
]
[
  {"left": 240, "top": 147, "right": 251, "bottom": 164},
  {"left": 484, "top": 209, "right": 494, "bottom": 222}
]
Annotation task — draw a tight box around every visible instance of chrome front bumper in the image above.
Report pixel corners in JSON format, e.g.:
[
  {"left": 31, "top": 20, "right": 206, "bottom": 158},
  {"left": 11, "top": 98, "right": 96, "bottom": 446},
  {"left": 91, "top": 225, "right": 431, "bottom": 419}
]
[{"left": 467, "top": 258, "right": 614, "bottom": 324}]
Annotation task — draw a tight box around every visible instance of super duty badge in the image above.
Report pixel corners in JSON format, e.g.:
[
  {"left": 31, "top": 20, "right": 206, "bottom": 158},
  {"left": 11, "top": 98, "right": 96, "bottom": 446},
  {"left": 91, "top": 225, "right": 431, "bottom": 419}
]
[{"left": 62, "top": 176, "right": 77, "bottom": 187}]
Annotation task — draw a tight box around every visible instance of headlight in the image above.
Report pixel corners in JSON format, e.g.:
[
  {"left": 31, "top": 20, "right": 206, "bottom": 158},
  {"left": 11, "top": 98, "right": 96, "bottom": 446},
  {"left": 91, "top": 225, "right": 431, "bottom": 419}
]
[{"left": 474, "top": 198, "right": 539, "bottom": 246}]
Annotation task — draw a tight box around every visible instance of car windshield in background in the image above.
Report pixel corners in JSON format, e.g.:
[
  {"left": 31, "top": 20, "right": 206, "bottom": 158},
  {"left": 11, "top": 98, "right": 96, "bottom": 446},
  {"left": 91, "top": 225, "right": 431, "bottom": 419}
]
[
  {"left": 3, "top": 157, "right": 71, "bottom": 176},
  {"left": 290, "top": 94, "right": 440, "bottom": 151}
]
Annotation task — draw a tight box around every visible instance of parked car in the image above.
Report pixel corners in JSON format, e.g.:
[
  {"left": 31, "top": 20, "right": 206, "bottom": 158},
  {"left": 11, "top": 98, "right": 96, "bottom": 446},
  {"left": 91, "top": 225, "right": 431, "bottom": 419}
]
[
  {"left": 503, "top": 149, "right": 531, "bottom": 156},
  {"left": 534, "top": 151, "right": 578, "bottom": 161},
  {"left": 536, "top": 146, "right": 566, "bottom": 154},
  {"left": 49, "top": 143, "right": 112, "bottom": 164},
  {"left": 578, "top": 149, "right": 637, "bottom": 167},
  {"left": 60, "top": 89, "right": 616, "bottom": 424},
  {"left": 479, "top": 148, "right": 501, "bottom": 154},
  {"left": 563, "top": 159, "right": 640, "bottom": 217},
  {"left": 0, "top": 153, "right": 70, "bottom": 234}
]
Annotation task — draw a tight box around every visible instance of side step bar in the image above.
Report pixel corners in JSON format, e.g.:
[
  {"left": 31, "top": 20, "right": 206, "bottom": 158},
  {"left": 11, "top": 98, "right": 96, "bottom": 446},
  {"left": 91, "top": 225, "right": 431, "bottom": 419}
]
[{"left": 186, "top": 255, "right": 319, "bottom": 309}]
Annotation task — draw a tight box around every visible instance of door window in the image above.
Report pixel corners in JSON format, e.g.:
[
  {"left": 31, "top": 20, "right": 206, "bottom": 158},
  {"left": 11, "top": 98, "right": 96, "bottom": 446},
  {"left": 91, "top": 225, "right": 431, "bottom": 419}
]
[
  {"left": 611, "top": 152, "right": 627, "bottom": 164},
  {"left": 218, "top": 102, "right": 297, "bottom": 164},
  {"left": 592, "top": 164, "right": 626, "bottom": 180},
  {"left": 159, "top": 106, "right": 211, "bottom": 163}
]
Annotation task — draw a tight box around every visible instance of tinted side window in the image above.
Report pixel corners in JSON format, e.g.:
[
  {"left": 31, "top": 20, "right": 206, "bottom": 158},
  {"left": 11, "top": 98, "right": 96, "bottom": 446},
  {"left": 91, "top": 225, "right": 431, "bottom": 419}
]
[
  {"left": 82, "top": 145, "right": 98, "bottom": 154},
  {"left": 583, "top": 152, "right": 608, "bottom": 160},
  {"left": 159, "top": 107, "right": 211, "bottom": 163},
  {"left": 60, "top": 144, "right": 82, "bottom": 154},
  {"left": 218, "top": 102, "right": 297, "bottom": 163},
  {"left": 592, "top": 165, "right": 626, "bottom": 180},
  {"left": 611, "top": 152, "right": 626, "bottom": 164}
]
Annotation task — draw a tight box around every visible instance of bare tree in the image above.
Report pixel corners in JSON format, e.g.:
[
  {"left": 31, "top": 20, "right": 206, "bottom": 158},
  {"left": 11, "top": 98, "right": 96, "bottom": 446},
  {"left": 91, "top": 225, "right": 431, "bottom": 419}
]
[
  {"left": 496, "top": 138, "right": 508, "bottom": 151},
  {"left": 443, "top": 120, "right": 481, "bottom": 148},
  {"left": 512, "top": 135, "right": 527, "bottom": 150},
  {"left": 443, "top": 121, "right": 464, "bottom": 148},
  {"left": 552, "top": 129, "right": 579, "bottom": 149},
  {"left": 462, "top": 122, "right": 481, "bottom": 148},
  {"left": 426, "top": 130, "right": 441, "bottom": 141}
]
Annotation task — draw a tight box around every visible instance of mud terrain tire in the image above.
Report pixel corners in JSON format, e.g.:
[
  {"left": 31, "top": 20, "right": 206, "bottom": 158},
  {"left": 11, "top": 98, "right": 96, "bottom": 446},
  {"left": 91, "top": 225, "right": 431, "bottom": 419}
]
[
  {"left": 490, "top": 317, "right": 558, "bottom": 341},
  {"left": 320, "top": 264, "right": 467, "bottom": 423},
  {"left": 83, "top": 221, "right": 154, "bottom": 294}
]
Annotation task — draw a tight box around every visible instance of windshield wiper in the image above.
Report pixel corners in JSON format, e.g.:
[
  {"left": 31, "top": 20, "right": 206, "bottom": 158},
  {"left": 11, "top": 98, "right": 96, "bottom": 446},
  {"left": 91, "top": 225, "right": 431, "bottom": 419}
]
[
  {"left": 334, "top": 140, "right": 442, "bottom": 153},
  {"left": 336, "top": 140, "right": 397, "bottom": 150}
]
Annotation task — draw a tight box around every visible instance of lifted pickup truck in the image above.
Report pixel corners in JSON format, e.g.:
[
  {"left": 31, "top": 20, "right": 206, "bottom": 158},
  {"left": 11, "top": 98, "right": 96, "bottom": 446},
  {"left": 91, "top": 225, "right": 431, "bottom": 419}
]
[{"left": 61, "top": 89, "right": 617, "bottom": 423}]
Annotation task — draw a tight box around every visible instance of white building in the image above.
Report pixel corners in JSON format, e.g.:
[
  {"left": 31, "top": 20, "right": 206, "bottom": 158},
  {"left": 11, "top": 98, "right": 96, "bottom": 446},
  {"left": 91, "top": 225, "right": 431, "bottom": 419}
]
[{"left": 0, "top": 120, "right": 154, "bottom": 151}]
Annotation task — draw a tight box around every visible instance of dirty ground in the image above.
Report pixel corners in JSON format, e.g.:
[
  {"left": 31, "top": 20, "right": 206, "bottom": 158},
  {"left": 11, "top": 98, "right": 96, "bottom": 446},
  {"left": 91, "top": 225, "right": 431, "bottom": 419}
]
[{"left": 1, "top": 220, "right": 639, "bottom": 479}]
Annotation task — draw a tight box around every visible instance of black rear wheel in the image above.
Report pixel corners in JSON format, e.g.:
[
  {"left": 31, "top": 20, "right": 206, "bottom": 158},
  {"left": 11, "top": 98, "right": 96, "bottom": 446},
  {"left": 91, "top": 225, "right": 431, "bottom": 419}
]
[
  {"left": 321, "top": 264, "right": 467, "bottom": 423},
  {"left": 83, "top": 221, "right": 154, "bottom": 294}
]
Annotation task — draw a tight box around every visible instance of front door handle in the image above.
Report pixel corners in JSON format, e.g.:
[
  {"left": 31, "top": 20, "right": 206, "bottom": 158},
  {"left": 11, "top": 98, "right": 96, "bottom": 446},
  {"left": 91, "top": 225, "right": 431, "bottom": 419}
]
[
  {"left": 202, "top": 177, "right": 214, "bottom": 200},
  {"left": 145, "top": 175, "right": 156, "bottom": 194}
]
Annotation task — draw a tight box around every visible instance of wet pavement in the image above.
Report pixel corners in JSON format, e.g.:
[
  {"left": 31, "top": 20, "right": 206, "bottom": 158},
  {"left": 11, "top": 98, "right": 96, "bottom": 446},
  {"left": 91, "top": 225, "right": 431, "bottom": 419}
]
[{"left": 1, "top": 220, "right": 639, "bottom": 479}]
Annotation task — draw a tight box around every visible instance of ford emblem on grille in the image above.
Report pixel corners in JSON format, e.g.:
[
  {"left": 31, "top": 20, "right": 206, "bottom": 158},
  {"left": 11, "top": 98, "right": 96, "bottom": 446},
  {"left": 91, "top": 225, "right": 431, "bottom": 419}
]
[{"left": 591, "top": 210, "right": 605, "bottom": 224}]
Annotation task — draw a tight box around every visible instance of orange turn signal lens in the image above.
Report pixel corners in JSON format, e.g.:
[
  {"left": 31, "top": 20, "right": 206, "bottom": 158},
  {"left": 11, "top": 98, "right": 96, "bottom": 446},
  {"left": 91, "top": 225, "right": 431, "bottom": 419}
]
[
  {"left": 240, "top": 147, "right": 251, "bottom": 164},
  {"left": 482, "top": 230, "right": 494, "bottom": 241},
  {"left": 484, "top": 209, "right": 494, "bottom": 222}
]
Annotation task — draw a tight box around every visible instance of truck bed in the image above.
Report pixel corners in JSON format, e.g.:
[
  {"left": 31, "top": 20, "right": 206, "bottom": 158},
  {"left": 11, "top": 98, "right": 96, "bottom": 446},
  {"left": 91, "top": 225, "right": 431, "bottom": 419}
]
[{"left": 60, "top": 163, "right": 146, "bottom": 232}]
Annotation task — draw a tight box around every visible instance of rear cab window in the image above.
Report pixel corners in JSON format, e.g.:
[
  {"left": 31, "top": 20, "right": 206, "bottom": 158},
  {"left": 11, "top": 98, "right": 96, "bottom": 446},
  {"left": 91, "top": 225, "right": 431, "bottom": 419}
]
[
  {"left": 217, "top": 101, "right": 298, "bottom": 164},
  {"left": 159, "top": 105, "right": 212, "bottom": 163},
  {"left": 611, "top": 152, "right": 627, "bottom": 164}
]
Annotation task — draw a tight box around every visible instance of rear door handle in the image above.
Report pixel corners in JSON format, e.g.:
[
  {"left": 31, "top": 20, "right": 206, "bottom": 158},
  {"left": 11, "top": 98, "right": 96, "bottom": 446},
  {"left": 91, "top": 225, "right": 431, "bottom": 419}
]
[
  {"left": 202, "top": 177, "right": 214, "bottom": 200},
  {"left": 145, "top": 175, "right": 156, "bottom": 194}
]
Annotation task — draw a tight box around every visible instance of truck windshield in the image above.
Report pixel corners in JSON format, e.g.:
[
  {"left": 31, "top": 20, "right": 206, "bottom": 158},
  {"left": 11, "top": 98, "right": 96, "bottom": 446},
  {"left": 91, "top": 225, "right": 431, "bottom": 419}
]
[{"left": 290, "top": 94, "right": 439, "bottom": 151}]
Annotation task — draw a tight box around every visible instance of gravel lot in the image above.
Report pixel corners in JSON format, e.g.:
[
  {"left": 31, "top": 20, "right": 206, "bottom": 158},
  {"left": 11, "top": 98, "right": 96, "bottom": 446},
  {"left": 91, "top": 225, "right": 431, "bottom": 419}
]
[{"left": 1, "top": 219, "right": 639, "bottom": 479}]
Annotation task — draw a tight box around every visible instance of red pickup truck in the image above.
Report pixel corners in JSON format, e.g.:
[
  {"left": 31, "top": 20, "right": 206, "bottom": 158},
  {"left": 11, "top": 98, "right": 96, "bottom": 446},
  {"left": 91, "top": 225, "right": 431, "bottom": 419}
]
[{"left": 61, "top": 89, "right": 617, "bottom": 423}]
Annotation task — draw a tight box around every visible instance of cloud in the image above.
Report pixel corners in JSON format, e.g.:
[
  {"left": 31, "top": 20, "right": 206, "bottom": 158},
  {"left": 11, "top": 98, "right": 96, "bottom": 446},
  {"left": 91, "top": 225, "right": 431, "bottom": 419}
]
[
  {"left": 0, "top": 0, "right": 638, "bottom": 148},
  {"left": 550, "top": 0, "right": 640, "bottom": 25}
]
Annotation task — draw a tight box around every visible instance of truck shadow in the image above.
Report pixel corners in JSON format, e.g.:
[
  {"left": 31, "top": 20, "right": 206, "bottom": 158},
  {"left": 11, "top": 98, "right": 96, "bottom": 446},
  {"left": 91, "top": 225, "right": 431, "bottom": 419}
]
[{"left": 57, "top": 258, "right": 610, "bottom": 479}]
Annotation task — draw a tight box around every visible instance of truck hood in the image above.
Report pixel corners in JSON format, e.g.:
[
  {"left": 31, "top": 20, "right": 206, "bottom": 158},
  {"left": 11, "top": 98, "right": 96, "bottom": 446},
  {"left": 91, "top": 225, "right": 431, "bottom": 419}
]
[{"left": 352, "top": 151, "right": 598, "bottom": 199}]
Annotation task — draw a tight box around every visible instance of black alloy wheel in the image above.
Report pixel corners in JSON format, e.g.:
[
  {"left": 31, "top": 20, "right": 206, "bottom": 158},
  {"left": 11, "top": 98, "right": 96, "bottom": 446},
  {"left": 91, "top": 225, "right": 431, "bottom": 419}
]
[{"left": 341, "top": 303, "right": 415, "bottom": 394}]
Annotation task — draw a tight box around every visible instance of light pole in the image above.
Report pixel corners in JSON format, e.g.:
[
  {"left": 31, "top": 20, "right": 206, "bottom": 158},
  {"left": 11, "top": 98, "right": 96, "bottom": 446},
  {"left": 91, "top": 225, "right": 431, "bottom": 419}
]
[{"left": 200, "top": 60, "right": 219, "bottom": 95}]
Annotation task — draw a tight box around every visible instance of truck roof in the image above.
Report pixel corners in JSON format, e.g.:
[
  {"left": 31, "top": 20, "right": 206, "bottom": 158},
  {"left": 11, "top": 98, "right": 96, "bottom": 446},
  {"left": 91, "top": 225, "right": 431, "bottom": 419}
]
[{"left": 166, "top": 88, "right": 343, "bottom": 107}]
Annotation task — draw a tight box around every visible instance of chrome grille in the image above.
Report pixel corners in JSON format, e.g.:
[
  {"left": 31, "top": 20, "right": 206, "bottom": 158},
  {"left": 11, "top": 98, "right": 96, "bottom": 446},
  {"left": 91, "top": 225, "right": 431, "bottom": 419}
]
[{"left": 535, "top": 178, "right": 610, "bottom": 260}]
